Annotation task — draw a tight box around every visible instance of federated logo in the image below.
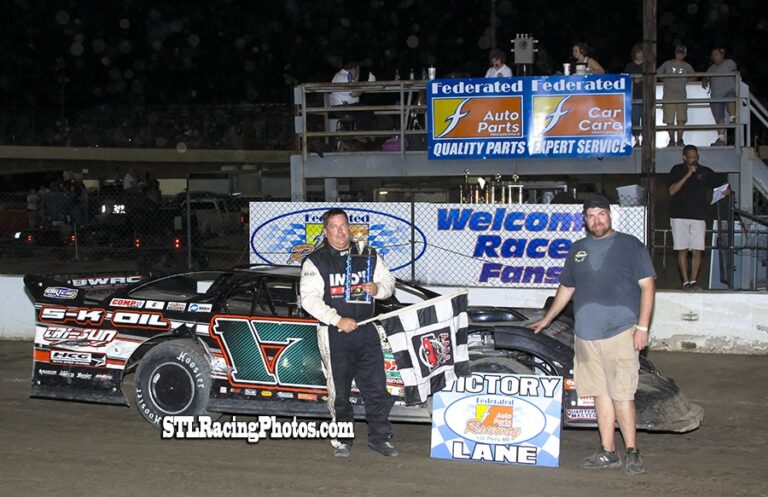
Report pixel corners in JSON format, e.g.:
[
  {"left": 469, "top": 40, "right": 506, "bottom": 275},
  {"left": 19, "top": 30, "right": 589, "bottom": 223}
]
[
  {"left": 288, "top": 223, "right": 370, "bottom": 263},
  {"left": 250, "top": 207, "right": 428, "bottom": 272},
  {"left": 465, "top": 401, "right": 522, "bottom": 440},
  {"left": 432, "top": 96, "right": 523, "bottom": 139},
  {"left": 532, "top": 94, "right": 625, "bottom": 137}
]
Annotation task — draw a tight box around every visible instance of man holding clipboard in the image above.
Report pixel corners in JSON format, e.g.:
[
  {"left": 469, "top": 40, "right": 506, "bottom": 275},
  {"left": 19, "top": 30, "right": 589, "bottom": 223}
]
[{"left": 667, "top": 144, "right": 730, "bottom": 290}]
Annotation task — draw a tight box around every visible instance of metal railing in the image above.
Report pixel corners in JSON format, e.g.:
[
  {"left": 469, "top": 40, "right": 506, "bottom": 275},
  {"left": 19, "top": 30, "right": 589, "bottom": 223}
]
[{"left": 294, "top": 72, "right": 747, "bottom": 155}]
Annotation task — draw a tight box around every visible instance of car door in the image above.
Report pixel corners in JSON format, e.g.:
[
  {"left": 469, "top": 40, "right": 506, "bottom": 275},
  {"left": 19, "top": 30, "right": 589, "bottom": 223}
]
[{"left": 208, "top": 277, "right": 327, "bottom": 400}]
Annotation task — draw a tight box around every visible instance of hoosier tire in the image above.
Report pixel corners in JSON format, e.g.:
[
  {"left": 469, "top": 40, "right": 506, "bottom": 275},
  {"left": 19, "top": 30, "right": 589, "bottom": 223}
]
[{"left": 134, "top": 340, "right": 212, "bottom": 428}]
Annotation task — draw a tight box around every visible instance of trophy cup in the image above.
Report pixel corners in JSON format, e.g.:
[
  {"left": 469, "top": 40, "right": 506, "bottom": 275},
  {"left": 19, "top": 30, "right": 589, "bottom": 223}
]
[{"left": 345, "top": 232, "right": 373, "bottom": 304}]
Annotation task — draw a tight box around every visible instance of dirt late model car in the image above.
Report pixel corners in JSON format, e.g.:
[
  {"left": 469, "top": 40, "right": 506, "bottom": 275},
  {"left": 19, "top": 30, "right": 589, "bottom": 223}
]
[{"left": 25, "top": 266, "right": 703, "bottom": 432}]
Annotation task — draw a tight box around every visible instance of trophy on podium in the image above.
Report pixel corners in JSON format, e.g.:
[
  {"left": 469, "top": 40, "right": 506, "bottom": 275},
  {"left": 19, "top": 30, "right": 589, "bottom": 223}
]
[{"left": 345, "top": 232, "right": 374, "bottom": 304}]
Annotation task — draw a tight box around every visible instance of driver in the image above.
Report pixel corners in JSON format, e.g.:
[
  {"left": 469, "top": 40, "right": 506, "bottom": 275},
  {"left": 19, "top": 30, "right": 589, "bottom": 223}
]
[{"left": 300, "top": 208, "right": 397, "bottom": 458}]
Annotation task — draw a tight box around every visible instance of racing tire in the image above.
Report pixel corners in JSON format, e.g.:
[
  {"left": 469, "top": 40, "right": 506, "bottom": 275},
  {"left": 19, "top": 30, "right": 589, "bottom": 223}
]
[
  {"left": 469, "top": 356, "right": 533, "bottom": 376},
  {"left": 134, "top": 340, "right": 212, "bottom": 428}
]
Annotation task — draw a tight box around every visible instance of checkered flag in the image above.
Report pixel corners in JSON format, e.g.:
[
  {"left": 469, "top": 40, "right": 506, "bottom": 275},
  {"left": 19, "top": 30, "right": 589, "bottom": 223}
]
[{"left": 368, "top": 289, "right": 470, "bottom": 405}]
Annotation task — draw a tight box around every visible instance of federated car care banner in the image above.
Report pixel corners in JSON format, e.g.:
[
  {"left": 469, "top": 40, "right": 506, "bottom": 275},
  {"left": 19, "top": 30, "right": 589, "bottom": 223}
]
[
  {"left": 249, "top": 202, "right": 646, "bottom": 288},
  {"left": 430, "top": 373, "right": 563, "bottom": 466},
  {"left": 427, "top": 75, "right": 632, "bottom": 160}
]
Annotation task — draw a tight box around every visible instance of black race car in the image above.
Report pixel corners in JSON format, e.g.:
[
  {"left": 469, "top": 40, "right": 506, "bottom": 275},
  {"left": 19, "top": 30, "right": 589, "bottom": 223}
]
[{"left": 24, "top": 266, "right": 703, "bottom": 432}]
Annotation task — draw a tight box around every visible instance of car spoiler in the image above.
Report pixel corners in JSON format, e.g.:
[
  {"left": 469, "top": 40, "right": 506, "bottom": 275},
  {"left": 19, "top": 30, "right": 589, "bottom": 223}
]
[{"left": 24, "top": 271, "right": 155, "bottom": 305}]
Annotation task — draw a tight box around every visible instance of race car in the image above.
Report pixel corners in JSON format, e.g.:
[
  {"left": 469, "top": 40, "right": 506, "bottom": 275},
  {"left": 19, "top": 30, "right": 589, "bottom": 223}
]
[{"left": 24, "top": 265, "right": 703, "bottom": 432}]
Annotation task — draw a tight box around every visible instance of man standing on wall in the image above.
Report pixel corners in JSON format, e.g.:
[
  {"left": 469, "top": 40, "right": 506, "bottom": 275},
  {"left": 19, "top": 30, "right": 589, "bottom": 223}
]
[{"left": 529, "top": 194, "right": 656, "bottom": 476}]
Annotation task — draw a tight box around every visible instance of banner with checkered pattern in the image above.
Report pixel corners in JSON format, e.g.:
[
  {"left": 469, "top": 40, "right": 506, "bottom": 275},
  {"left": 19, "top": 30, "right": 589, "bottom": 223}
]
[{"left": 430, "top": 373, "right": 563, "bottom": 467}]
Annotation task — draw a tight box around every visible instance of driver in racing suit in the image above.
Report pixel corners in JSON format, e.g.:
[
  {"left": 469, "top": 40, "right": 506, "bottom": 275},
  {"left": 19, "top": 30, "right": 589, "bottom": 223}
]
[{"left": 300, "top": 208, "right": 398, "bottom": 457}]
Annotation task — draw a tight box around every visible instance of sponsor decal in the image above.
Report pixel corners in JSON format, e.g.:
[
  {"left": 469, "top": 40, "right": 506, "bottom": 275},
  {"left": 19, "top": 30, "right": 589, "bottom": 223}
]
[
  {"left": 37, "top": 369, "right": 58, "bottom": 376},
  {"left": 245, "top": 389, "right": 258, "bottom": 396},
  {"left": 39, "top": 306, "right": 170, "bottom": 330},
  {"left": 166, "top": 302, "right": 186, "bottom": 312},
  {"left": 260, "top": 390, "right": 273, "bottom": 398},
  {"left": 188, "top": 303, "right": 213, "bottom": 313},
  {"left": 70, "top": 275, "right": 143, "bottom": 288},
  {"left": 145, "top": 300, "right": 165, "bottom": 310},
  {"left": 42, "top": 327, "right": 117, "bottom": 345},
  {"left": 219, "top": 386, "right": 228, "bottom": 394},
  {"left": 565, "top": 408, "right": 597, "bottom": 421},
  {"left": 564, "top": 378, "right": 576, "bottom": 390},
  {"left": 50, "top": 350, "right": 107, "bottom": 367},
  {"left": 432, "top": 96, "right": 523, "bottom": 139},
  {"left": 298, "top": 393, "right": 318, "bottom": 401},
  {"left": 43, "top": 287, "right": 79, "bottom": 300},
  {"left": 276, "top": 391, "right": 295, "bottom": 399},
  {"left": 110, "top": 298, "right": 145, "bottom": 309},
  {"left": 76, "top": 372, "right": 93, "bottom": 380},
  {"left": 577, "top": 396, "right": 595, "bottom": 407},
  {"left": 94, "top": 373, "right": 114, "bottom": 381}
]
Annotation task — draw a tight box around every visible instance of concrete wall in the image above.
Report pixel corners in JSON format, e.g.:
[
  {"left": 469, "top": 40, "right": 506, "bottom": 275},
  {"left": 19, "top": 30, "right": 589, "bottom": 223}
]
[{"left": 2, "top": 275, "right": 766, "bottom": 354}]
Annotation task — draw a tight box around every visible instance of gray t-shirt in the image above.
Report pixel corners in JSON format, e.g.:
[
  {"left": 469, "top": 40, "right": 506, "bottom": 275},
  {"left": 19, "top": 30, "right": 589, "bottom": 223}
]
[
  {"left": 658, "top": 59, "right": 695, "bottom": 97},
  {"left": 559, "top": 231, "right": 656, "bottom": 340},
  {"left": 707, "top": 59, "right": 737, "bottom": 96}
]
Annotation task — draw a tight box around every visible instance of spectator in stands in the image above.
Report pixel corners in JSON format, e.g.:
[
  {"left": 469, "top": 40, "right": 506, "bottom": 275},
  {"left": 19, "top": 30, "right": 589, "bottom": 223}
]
[
  {"left": 658, "top": 45, "right": 696, "bottom": 147},
  {"left": 702, "top": 47, "right": 738, "bottom": 146},
  {"left": 485, "top": 49, "right": 513, "bottom": 78},
  {"left": 572, "top": 42, "right": 605, "bottom": 75},
  {"left": 123, "top": 168, "right": 141, "bottom": 191},
  {"left": 329, "top": 61, "right": 363, "bottom": 107},
  {"left": 623, "top": 44, "right": 644, "bottom": 147},
  {"left": 26, "top": 188, "right": 40, "bottom": 228}
]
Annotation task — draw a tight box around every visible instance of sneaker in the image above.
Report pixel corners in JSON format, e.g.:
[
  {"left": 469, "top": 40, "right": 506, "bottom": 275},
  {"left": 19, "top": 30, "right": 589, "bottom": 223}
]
[
  {"left": 334, "top": 443, "right": 352, "bottom": 458},
  {"left": 625, "top": 447, "right": 646, "bottom": 475},
  {"left": 676, "top": 139, "right": 685, "bottom": 147},
  {"left": 368, "top": 439, "right": 399, "bottom": 457},
  {"left": 579, "top": 447, "right": 622, "bottom": 469},
  {"left": 666, "top": 141, "right": 676, "bottom": 148},
  {"left": 688, "top": 280, "right": 702, "bottom": 290},
  {"left": 711, "top": 138, "right": 726, "bottom": 146}
]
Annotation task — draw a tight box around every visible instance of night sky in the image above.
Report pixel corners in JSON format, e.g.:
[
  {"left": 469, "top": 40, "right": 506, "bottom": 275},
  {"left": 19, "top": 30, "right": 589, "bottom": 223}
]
[{"left": 2, "top": 0, "right": 767, "bottom": 110}]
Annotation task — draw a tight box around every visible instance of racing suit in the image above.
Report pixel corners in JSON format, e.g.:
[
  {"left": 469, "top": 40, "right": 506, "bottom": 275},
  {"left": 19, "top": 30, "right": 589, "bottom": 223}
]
[{"left": 300, "top": 242, "right": 396, "bottom": 445}]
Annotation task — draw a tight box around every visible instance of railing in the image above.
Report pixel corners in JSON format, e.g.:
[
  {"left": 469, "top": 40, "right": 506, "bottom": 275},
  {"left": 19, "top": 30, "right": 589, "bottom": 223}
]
[{"left": 294, "top": 72, "right": 747, "bottom": 156}]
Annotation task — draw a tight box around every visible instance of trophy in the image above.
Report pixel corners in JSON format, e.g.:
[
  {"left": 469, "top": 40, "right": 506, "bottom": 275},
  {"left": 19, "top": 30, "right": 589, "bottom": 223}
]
[{"left": 345, "top": 232, "right": 373, "bottom": 304}]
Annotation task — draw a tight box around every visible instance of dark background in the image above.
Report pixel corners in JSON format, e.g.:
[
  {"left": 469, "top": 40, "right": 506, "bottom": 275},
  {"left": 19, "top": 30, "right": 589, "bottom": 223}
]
[{"left": 2, "top": 0, "right": 766, "bottom": 110}]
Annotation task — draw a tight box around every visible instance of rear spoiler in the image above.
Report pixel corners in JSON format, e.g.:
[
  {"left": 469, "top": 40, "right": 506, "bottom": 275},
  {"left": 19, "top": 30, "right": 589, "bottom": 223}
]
[{"left": 24, "top": 271, "right": 155, "bottom": 305}]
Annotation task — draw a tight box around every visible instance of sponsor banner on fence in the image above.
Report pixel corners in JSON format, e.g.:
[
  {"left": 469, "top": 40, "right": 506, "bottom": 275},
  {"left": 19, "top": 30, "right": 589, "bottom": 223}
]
[
  {"left": 249, "top": 202, "right": 645, "bottom": 288},
  {"left": 427, "top": 74, "right": 632, "bottom": 160},
  {"left": 430, "top": 373, "right": 563, "bottom": 466},
  {"left": 249, "top": 203, "right": 425, "bottom": 276}
]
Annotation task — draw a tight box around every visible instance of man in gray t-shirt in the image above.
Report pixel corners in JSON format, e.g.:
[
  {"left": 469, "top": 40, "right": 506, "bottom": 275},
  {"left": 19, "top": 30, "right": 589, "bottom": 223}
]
[
  {"left": 703, "top": 47, "right": 738, "bottom": 146},
  {"left": 530, "top": 194, "right": 656, "bottom": 476},
  {"left": 658, "top": 45, "right": 696, "bottom": 147}
]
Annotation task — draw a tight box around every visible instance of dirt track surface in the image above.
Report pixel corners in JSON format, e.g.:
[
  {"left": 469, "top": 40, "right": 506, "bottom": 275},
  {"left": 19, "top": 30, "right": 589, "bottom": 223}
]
[{"left": 1, "top": 341, "right": 766, "bottom": 497}]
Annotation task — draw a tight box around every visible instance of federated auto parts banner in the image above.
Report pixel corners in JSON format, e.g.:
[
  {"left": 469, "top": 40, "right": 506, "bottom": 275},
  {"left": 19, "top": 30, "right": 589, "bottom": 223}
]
[
  {"left": 249, "top": 202, "right": 646, "bottom": 288},
  {"left": 430, "top": 373, "right": 563, "bottom": 467},
  {"left": 427, "top": 75, "right": 632, "bottom": 160}
]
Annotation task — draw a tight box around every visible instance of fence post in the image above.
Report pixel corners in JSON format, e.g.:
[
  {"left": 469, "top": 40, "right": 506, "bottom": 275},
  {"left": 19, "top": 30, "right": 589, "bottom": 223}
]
[
  {"left": 410, "top": 199, "right": 416, "bottom": 284},
  {"left": 186, "top": 175, "right": 192, "bottom": 271}
]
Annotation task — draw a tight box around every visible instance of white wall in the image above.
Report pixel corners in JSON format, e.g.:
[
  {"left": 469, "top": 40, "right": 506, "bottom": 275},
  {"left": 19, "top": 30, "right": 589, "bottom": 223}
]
[{"left": 2, "top": 275, "right": 766, "bottom": 353}]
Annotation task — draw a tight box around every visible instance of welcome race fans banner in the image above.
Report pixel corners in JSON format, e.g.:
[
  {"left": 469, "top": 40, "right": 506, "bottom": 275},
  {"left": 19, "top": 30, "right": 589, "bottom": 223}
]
[
  {"left": 249, "top": 203, "right": 646, "bottom": 288},
  {"left": 427, "top": 74, "right": 632, "bottom": 160}
]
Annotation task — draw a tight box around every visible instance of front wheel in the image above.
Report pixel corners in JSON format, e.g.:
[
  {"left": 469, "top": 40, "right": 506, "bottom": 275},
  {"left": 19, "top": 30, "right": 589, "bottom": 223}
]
[{"left": 134, "top": 340, "right": 212, "bottom": 427}]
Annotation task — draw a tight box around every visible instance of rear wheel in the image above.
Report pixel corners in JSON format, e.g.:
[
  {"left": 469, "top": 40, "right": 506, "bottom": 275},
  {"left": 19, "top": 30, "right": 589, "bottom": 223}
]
[{"left": 134, "top": 340, "right": 211, "bottom": 427}]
